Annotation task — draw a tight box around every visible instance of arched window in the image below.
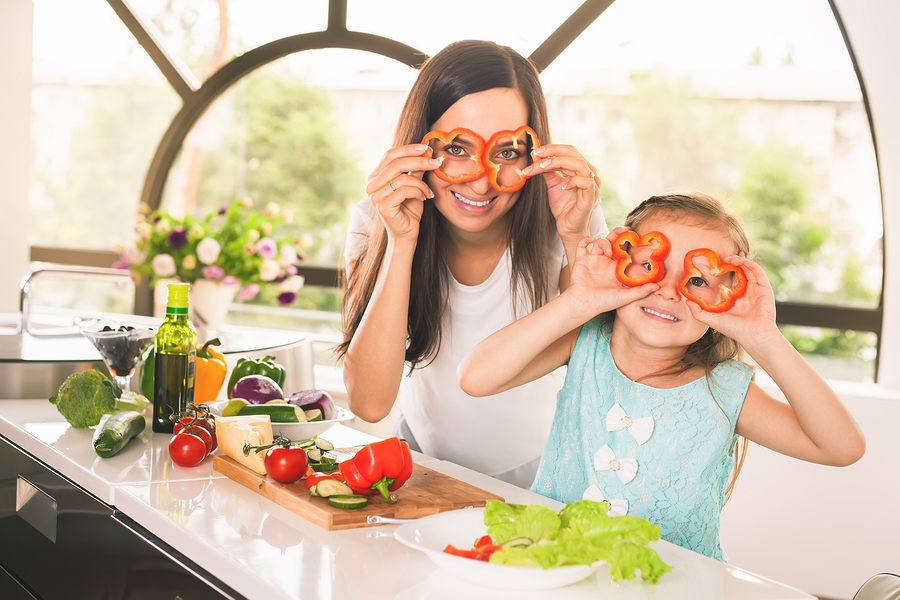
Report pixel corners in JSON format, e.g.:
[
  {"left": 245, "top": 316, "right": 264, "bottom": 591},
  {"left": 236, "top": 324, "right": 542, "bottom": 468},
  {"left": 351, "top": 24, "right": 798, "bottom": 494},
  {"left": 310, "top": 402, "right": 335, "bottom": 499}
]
[{"left": 29, "top": 0, "right": 883, "bottom": 381}]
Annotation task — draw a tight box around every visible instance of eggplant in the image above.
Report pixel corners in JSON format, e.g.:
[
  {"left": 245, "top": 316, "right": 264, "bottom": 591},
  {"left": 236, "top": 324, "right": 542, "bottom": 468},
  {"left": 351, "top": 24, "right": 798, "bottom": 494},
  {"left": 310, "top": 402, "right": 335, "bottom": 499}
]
[{"left": 287, "top": 389, "right": 335, "bottom": 420}]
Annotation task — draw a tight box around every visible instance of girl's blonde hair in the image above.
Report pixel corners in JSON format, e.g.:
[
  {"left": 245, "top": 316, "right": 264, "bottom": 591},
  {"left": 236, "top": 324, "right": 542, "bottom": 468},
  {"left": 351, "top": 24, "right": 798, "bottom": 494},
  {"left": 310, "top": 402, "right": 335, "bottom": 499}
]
[{"left": 623, "top": 190, "right": 753, "bottom": 503}]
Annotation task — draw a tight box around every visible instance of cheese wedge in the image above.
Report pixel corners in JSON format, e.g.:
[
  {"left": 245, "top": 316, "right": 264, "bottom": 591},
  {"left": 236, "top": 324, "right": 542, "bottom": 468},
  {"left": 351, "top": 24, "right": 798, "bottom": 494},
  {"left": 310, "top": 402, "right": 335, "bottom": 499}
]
[{"left": 215, "top": 415, "right": 273, "bottom": 475}]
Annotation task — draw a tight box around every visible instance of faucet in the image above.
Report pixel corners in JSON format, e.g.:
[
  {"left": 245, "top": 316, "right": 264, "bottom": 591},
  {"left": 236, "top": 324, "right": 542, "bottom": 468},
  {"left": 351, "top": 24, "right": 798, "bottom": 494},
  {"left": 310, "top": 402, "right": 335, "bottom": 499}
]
[{"left": 18, "top": 266, "right": 134, "bottom": 336}]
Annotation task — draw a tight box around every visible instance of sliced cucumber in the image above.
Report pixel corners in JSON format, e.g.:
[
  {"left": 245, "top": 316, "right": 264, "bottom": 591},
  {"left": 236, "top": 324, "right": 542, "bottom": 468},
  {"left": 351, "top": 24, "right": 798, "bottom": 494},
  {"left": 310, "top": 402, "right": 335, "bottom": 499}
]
[
  {"left": 309, "top": 461, "right": 339, "bottom": 472},
  {"left": 314, "top": 478, "right": 355, "bottom": 497},
  {"left": 304, "top": 409, "right": 323, "bottom": 422},
  {"left": 309, "top": 485, "right": 321, "bottom": 497},
  {"left": 306, "top": 447, "right": 322, "bottom": 462},
  {"left": 327, "top": 495, "right": 368, "bottom": 510},
  {"left": 313, "top": 438, "right": 334, "bottom": 451}
]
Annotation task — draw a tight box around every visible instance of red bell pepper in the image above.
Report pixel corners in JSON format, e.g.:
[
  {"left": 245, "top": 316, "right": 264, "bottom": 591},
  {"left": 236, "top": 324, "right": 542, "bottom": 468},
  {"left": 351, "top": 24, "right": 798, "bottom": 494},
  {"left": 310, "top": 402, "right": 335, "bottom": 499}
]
[
  {"left": 304, "top": 471, "right": 347, "bottom": 490},
  {"left": 339, "top": 438, "right": 413, "bottom": 503},
  {"left": 443, "top": 534, "right": 502, "bottom": 561},
  {"left": 678, "top": 248, "right": 748, "bottom": 312},
  {"left": 612, "top": 230, "right": 671, "bottom": 286},
  {"left": 484, "top": 126, "right": 540, "bottom": 193},
  {"left": 421, "top": 127, "right": 486, "bottom": 184}
]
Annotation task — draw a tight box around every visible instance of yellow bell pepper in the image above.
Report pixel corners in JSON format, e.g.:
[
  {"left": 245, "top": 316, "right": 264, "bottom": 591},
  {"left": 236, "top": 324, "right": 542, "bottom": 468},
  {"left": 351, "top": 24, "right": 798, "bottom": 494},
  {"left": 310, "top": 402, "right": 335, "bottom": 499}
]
[{"left": 194, "top": 338, "right": 227, "bottom": 404}]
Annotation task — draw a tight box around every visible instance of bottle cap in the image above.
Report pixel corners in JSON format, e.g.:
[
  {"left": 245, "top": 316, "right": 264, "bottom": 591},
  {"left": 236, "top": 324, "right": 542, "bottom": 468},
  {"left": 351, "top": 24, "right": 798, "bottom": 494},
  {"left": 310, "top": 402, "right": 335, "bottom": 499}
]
[{"left": 166, "top": 282, "right": 190, "bottom": 312}]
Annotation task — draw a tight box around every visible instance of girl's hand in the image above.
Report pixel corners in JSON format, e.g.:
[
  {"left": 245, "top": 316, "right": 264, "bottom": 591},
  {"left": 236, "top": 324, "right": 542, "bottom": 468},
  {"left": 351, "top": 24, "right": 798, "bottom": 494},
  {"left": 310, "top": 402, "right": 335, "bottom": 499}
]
[
  {"left": 563, "top": 236, "right": 658, "bottom": 319},
  {"left": 685, "top": 256, "right": 779, "bottom": 347},
  {"left": 523, "top": 143, "right": 600, "bottom": 245},
  {"left": 365, "top": 144, "right": 441, "bottom": 247}
]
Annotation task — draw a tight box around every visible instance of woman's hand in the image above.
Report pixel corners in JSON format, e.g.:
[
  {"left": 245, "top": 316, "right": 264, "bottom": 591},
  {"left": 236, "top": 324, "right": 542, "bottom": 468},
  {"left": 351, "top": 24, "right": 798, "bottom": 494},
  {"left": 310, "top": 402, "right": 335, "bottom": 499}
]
[
  {"left": 685, "top": 255, "right": 779, "bottom": 350},
  {"left": 523, "top": 143, "right": 600, "bottom": 246},
  {"left": 563, "top": 235, "right": 659, "bottom": 320},
  {"left": 365, "top": 144, "right": 440, "bottom": 247}
]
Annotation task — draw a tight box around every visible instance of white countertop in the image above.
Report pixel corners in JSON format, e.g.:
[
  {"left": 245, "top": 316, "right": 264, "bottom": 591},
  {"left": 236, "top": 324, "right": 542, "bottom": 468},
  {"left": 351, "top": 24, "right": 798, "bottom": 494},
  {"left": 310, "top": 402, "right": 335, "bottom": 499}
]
[{"left": 0, "top": 399, "right": 814, "bottom": 600}]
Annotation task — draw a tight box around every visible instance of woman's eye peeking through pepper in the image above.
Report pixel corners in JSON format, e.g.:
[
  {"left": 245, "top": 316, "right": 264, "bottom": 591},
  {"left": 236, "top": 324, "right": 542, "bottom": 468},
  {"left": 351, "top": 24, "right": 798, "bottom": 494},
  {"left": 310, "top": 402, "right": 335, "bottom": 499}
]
[{"left": 688, "top": 276, "right": 707, "bottom": 288}]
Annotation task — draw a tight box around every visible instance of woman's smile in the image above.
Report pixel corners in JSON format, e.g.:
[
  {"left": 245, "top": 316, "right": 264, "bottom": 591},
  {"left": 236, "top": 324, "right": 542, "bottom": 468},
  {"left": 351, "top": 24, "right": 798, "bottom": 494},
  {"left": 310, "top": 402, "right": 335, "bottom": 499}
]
[{"left": 452, "top": 190, "right": 497, "bottom": 209}]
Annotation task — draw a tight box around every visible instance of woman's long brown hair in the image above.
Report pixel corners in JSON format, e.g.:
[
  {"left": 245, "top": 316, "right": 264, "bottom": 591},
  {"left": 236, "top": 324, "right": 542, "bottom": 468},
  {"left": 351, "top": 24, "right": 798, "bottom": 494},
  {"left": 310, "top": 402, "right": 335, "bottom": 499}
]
[
  {"left": 622, "top": 191, "right": 753, "bottom": 503},
  {"left": 336, "top": 40, "right": 557, "bottom": 370}
]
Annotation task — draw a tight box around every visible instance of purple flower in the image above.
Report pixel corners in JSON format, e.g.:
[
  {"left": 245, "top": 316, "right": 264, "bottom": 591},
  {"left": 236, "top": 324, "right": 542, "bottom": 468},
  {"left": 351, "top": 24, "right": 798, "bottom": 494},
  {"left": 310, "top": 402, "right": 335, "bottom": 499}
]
[
  {"left": 236, "top": 283, "right": 260, "bottom": 302},
  {"left": 221, "top": 275, "right": 240, "bottom": 287},
  {"left": 202, "top": 265, "right": 225, "bottom": 280},
  {"left": 285, "top": 265, "right": 298, "bottom": 276},
  {"left": 168, "top": 228, "right": 188, "bottom": 250},
  {"left": 112, "top": 261, "right": 129, "bottom": 270},
  {"left": 277, "top": 291, "right": 297, "bottom": 306},
  {"left": 256, "top": 237, "right": 278, "bottom": 260},
  {"left": 218, "top": 206, "right": 227, "bottom": 215}
]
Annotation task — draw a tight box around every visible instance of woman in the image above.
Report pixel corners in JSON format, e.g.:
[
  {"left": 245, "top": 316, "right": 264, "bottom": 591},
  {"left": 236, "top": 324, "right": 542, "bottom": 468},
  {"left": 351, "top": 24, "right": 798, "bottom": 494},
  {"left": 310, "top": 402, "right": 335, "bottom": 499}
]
[{"left": 336, "top": 40, "right": 607, "bottom": 488}]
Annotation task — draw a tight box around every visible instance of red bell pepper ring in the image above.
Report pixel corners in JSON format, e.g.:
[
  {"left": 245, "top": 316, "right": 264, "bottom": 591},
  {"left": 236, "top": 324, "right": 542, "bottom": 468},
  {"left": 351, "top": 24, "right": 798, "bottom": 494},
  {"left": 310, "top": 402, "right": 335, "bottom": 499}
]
[
  {"left": 612, "top": 230, "right": 671, "bottom": 286},
  {"left": 484, "top": 126, "right": 540, "bottom": 193},
  {"left": 421, "top": 127, "right": 486, "bottom": 184},
  {"left": 304, "top": 471, "right": 347, "bottom": 490},
  {"left": 678, "top": 248, "right": 748, "bottom": 312},
  {"left": 339, "top": 437, "right": 413, "bottom": 503}
]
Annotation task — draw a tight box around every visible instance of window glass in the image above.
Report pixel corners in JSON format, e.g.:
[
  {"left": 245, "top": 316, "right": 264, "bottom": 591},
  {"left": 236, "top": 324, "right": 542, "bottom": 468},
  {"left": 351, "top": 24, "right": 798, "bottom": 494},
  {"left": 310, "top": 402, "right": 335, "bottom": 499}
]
[
  {"left": 542, "top": 0, "right": 882, "bottom": 311},
  {"left": 346, "top": 0, "right": 586, "bottom": 59},
  {"left": 29, "top": 0, "right": 180, "bottom": 251},
  {"left": 128, "top": 0, "right": 328, "bottom": 82},
  {"left": 158, "top": 49, "right": 411, "bottom": 277}
]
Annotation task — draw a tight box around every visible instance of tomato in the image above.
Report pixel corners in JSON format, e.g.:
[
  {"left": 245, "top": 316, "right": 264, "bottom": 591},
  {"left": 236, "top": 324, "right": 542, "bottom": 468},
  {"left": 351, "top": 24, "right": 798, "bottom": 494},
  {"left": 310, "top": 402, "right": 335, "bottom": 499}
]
[
  {"left": 265, "top": 446, "right": 309, "bottom": 484},
  {"left": 168, "top": 432, "right": 208, "bottom": 467},
  {"left": 174, "top": 417, "right": 217, "bottom": 451},
  {"left": 179, "top": 426, "right": 213, "bottom": 455}
]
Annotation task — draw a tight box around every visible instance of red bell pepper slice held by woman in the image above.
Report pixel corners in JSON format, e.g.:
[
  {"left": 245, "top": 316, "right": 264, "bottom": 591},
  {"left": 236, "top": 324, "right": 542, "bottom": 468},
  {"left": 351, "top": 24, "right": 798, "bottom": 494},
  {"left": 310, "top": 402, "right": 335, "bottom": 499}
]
[
  {"left": 484, "top": 126, "right": 540, "bottom": 193},
  {"left": 421, "top": 127, "right": 486, "bottom": 184},
  {"left": 678, "top": 248, "right": 748, "bottom": 313},
  {"left": 339, "top": 437, "right": 413, "bottom": 503},
  {"left": 611, "top": 230, "right": 671, "bottom": 286}
]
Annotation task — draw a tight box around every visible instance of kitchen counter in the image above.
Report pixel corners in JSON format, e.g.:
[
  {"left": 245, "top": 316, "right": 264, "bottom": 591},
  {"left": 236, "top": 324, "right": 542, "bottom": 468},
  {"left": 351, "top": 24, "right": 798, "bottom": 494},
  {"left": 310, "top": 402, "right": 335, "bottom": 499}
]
[{"left": 0, "top": 399, "right": 815, "bottom": 600}]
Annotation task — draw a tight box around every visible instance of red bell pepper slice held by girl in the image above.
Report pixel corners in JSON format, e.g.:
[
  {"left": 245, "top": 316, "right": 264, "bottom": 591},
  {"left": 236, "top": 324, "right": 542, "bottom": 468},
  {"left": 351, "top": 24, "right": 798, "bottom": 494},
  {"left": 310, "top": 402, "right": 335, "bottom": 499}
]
[
  {"left": 611, "top": 230, "right": 671, "bottom": 286},
  {"left": 678, "top": 248, "right": 748, "bottom": 312},
  {"left": 421, "top": 127, "right": 486, "bottom": 184},
  {"left": 339, "top": 437, "right": 413, "bottom": 503},
  {"left": 484, "top": 126, "right": 540, "bottom": 193}
]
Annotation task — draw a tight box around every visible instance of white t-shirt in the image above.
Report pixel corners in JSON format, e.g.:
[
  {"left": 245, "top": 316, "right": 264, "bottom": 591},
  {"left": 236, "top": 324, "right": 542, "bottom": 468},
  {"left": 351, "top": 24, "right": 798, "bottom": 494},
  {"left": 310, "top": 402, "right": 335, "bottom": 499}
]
[{"left": 344, "top": 197, "right": 608, "bottom": 475}]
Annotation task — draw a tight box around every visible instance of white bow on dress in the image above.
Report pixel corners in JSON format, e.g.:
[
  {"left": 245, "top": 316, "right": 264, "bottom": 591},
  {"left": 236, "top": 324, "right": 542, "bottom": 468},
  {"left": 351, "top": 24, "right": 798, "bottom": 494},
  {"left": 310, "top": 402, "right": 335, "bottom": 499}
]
[
  {"left": 582, "top": 484, "right": 629, "bottom": 517},
  {"left": 593, "top": 444, "right": 637, "bottom": 484},
  {"left": 605, "top": 403, "right": 654, "bottom": 445}
]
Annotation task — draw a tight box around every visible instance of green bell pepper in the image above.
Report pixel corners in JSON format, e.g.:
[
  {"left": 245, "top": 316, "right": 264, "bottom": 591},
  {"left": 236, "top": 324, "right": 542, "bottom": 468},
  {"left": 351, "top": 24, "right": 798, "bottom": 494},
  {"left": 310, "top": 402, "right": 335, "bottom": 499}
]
[{"left": 226, "top": 355, "right": 286, "bottom": 399}]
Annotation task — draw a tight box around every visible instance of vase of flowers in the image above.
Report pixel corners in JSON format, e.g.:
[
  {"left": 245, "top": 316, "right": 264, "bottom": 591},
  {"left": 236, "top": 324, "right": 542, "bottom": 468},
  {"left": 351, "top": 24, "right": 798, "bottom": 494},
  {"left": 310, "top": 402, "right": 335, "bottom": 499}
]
[{"left": 116, "top": 198, "right": 306, "bottom": 330}]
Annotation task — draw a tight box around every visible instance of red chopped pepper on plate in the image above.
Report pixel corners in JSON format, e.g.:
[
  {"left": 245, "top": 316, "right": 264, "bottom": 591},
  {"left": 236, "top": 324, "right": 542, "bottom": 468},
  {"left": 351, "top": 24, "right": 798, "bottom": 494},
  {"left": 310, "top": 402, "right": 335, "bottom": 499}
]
[
  {"left": 339, "top": 438, "right": 413, "bottom": 503},
  {"left": 484, "top": 126, "right": 540, "bottom": 193},
  {"left": 443, "top": 535, "right": 502, "bottom": 561},
  {"left": 611, "top": 230, "right": 671, "bottom": 286},
  {"left": 678, "top": 248, "right": 748, "bottom": 313}
]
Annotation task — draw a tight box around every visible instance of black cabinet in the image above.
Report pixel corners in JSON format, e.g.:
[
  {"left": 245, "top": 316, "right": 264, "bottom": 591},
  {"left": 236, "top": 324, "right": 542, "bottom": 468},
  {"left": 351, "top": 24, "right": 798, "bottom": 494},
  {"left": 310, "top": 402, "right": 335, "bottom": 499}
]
[{"left": 0, "top": 436, "right": 244, "bottom": 600}]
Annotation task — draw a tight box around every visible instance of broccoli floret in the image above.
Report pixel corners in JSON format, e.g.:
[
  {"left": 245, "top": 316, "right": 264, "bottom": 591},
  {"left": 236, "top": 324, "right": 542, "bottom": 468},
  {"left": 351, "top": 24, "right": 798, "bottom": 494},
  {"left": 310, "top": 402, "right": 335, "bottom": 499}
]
[{"left": 49, "top": 369, "right": 123, "bottom": 428}]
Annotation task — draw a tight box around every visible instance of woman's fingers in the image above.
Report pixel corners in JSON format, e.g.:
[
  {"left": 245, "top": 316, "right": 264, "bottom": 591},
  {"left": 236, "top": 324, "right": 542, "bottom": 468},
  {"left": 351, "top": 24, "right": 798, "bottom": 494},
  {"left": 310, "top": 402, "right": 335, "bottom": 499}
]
[{"left": 365, "top": 144, "right": 441, "bottom": 199}]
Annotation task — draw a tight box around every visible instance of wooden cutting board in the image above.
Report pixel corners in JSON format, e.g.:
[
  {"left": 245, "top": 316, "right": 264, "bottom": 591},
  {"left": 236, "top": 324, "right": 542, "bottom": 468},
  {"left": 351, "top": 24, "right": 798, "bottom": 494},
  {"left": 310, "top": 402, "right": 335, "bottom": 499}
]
[{"left": 213, "top": 454, "right": 504, "bottom": 530}]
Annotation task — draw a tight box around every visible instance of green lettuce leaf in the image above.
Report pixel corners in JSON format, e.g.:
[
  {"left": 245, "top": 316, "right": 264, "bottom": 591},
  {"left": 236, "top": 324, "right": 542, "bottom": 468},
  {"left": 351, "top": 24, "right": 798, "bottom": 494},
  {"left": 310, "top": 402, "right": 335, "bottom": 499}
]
[{"left": 484, "top": 500, "right": 560, "bottom": 545}]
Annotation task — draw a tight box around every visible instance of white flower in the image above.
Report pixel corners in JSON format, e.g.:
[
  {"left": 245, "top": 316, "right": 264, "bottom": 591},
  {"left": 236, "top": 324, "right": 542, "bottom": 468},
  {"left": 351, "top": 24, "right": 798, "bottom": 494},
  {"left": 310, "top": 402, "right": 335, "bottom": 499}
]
[
  {"left": 266, "top": 202, "right": 281, "bottom": 216},
  {"left": 196, "top": 237, "right": 221, "bottom": 265},
  {"left": 282, "top": 208, "right": 294, "bottom": 224},
  {"left": 247, "top": 230, "right": 260, "bottom": 243},
  {"left": 122, "top": 244, "right": 146, "bottom": 265},
  {"left": 135, "top": 221, "right": 152, "bottom": 242},
  {"left": 182, "top": 254, "right": 197, "bottom": 270},
  {"left": 261, "top": 222, "right": 272, "bottom": 235},
  {"left": 151, "top": 254, "right": 176, "bottom": 277},
  {"left": 189, "top": 225, "right": 205, "bottom": 239},
  {"left": 259, "top": 259, "right": 281, "bottom": 282},
  {"left": 278, "top": 244, "right": 298, "bottom": 267},
  {"left": 156, "top": 219, "right": 171, "bottom": 235},
  {"left": 280, "top": 275, "right": 305, "bottom": 293}
]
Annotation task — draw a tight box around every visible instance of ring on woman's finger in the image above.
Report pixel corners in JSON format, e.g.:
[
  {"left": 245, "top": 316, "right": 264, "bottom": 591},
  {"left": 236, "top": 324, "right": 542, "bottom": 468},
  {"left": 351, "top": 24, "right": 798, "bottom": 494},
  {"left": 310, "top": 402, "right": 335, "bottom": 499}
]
[{"left": 389, "top": 179, "right": 397, "bottom": 191}]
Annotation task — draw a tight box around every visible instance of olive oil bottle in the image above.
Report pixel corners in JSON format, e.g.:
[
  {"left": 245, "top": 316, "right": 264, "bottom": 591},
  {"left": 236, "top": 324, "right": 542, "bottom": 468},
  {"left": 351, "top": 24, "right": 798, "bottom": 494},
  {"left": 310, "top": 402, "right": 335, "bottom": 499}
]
[{"left": 152, "top": 283, "right": 197, "bottom": 433}]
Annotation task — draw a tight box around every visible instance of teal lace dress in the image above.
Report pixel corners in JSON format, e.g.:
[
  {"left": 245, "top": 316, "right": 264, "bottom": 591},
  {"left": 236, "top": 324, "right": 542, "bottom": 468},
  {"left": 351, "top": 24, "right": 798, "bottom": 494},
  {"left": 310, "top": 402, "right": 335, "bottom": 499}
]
[{"left": 530, "top": 317, "right": 754, "bottom": 561}]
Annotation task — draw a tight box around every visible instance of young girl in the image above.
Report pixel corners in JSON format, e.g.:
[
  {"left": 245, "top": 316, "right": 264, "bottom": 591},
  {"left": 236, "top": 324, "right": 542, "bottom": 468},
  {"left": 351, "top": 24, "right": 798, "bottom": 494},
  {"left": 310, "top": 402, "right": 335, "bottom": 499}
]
[
  {"left": 458, "top": 191, "right": 865, "bottom": 560},
  {"left": 336, "top": 40, "right": 606, "bottom": 488}
]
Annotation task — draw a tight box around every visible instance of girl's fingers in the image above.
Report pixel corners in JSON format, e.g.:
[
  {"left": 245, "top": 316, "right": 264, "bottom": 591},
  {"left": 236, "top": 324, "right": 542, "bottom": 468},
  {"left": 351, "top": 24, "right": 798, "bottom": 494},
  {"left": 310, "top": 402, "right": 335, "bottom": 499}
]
[{"left": 575, "top": 236, "right": 597, "bottom": 258}]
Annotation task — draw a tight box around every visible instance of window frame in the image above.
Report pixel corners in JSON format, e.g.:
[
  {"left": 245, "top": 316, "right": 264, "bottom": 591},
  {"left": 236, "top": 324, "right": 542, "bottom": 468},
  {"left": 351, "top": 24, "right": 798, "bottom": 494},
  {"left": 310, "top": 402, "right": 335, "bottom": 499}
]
[{"left": 32, "top": 0, "right": 885, "bottom": 379}]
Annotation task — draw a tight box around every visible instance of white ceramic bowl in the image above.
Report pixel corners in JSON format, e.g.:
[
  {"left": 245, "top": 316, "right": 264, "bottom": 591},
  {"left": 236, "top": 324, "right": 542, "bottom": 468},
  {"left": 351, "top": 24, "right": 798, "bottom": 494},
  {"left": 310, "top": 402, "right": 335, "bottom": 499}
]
[
  {"left": 394, "top": 507, "right": 601, "bottom": 590},
  {"left": 206, "top": 401, "right": 354, "bottom": 440}
]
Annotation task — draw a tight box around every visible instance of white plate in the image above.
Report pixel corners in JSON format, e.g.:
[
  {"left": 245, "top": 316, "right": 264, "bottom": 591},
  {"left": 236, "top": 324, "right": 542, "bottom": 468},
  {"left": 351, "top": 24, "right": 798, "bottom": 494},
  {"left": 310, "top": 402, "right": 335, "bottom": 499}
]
[
  {"left": 206, "top": 401, "right": 354, "bottom": 439},
  {"left": 394, "top": 507, "right": 601, "bottom": 590}
]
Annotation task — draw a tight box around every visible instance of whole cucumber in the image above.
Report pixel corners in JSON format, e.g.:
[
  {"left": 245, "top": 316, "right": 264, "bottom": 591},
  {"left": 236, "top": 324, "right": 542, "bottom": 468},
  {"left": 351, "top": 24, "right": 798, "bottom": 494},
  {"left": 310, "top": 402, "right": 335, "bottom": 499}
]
[{"left": 93, "top": 411, "right": 146, "bottom": 458}]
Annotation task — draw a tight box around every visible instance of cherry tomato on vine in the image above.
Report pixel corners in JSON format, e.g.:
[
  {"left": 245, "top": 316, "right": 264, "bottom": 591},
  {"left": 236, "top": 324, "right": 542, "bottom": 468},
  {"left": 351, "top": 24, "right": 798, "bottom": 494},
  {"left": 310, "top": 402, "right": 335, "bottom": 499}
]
[
  {"left": 174, "top": 417, "right": 217, "bottom": 451},
  {"left": 265, "top": 446, "right": 309, "bottom": 484},
  {"left": 181, "top": 426, "right": 213, "bottom": 455},
  {"left": 168, "top": 432, "right": 208, "bottom": 467}
]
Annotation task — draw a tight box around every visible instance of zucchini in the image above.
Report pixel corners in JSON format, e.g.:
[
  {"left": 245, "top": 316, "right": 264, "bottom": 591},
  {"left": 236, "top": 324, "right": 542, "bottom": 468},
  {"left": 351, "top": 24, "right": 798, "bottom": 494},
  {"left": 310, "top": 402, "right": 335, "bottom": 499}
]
[
  {"left": 327, "top": 495, "right": 368, "bottom": 510},
  {"left": 313, "top": 438, "right": 334, "bottom": 451},
  {"left": 304, "top": 409, "right": 323, "bottom": 422},
  {"left": 314, "top": 478, "right": 355, "bottom": 497},
  {"left": 92, "top": 411, "right": 145, "bottom": 458},
  {"left": 309, "top": 460, "right": 339, "bottom": 472},
  {"left": 237, "top": 404, "right": 302, "bottom": 423}
]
